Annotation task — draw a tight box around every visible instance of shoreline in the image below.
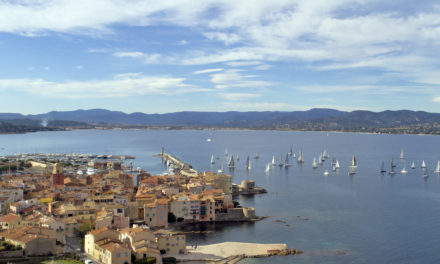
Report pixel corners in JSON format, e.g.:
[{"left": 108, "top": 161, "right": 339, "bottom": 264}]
[
  {"left": 1, "top": 126, "right": 440, "bottom": 136},
  {"left": 166, "top": 242, "right": 302, "bottom": 263}
]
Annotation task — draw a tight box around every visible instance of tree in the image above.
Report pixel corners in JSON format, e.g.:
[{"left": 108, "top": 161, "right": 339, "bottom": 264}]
[{"left": 168, "top": 212, "right": 176, "bottom": 223}]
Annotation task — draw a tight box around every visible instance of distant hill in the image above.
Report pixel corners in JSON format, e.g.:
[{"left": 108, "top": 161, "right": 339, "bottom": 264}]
[{"left": 0, "top": 108, "right": 440, "bottom": 134}]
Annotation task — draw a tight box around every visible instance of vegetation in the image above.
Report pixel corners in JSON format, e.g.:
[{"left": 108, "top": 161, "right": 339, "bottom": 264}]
[
  {"left": 0, "top": 241, "right": 22, "bottom": 251},
  {"left": 162, "top": 257, "right": 178, "bottom": 264},
  {"left": 168, "top": 212, "right": 176, "bottom": 223},
  {"left": 134, "top": 257, "right": 156, "bottom": 264}
]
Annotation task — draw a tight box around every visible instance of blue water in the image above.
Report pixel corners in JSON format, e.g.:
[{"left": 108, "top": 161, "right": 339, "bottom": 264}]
[{"left": 1, "top": 129, "right": 440, "bottom": 263}]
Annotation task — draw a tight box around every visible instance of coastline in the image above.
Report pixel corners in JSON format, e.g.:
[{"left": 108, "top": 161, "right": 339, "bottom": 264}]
[
  {"left": 1, "top": 126, "right": 439, "bottom": 136},
  {"left": 166, "top": 242, "right": 302, "bottom": 263}
]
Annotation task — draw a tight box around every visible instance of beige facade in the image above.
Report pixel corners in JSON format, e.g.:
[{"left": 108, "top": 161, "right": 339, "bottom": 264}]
[{"left": 155, "top": 230, "right": 186, "bottom": 255}]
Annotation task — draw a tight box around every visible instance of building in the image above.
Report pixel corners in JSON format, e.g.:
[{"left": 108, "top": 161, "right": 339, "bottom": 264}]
[
  {"left": 52, "top": 162, "right": 64, "bottom": 186},
  {"left": 0, "top": 226, "right": 56, "bottom": 256},
  {"left": 144, "top": 199, "right": 168, "bottom": 228},
  {"left": 155, "top": 230, "right": 186, "bottom": 255},
  {"left": 0, "top": 213, "right": 22, "bottom": 229}
]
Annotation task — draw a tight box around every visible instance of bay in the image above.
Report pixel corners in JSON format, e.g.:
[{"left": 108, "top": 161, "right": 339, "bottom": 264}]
[{"left": 1, "top": 129, "right": 440, "bottom": 263}]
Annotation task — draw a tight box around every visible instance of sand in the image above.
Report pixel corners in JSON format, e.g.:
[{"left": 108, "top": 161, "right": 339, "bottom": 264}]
[{"left": 187, "top": 242, "right": 287, "bottom": 258}]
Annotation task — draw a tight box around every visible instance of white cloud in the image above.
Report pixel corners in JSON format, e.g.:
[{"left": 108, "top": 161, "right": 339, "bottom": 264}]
[
  {"left": 203, "top": 32, "right": 242, "bottom": 45},
  {"left": 43, "top": 66, "right": 50, "bottom": 71},
  {"left": 210, "top": 69, "right": 272, "bottom": 90},
  {"left": 75, "top": 65, "right": 84, "bottom": 70},
  {"left": 3, "top": 1, "right": 440, "bottom": 88},
  {"left": 0, "top": 73, "right": 206, "bottom": 99},
  {"left": 433, "top": 97, "right": 440, "bottom": 103},
  {"left": 192, "top": 68, "right": 224, "bottom": 75},
  {"left": 224, "top": 61, "right": 262, "bottom": 67},
  {"left": 112, "top": 52, "right": 161, "bottom": 63},
  {"left": 178, "top": 40, "right": 188, "bottom": 45},
  {"left": 217, "top": 93, "right": 261, "bottom": 101}
]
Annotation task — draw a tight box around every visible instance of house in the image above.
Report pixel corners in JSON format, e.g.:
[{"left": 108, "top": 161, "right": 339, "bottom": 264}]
[
  {"left": 0, "top": 213, "right": 22, "bottom": 229},
  {"left": 144, "top": 199, "right": 168, "bottom": 228},
  {"left": 155, "top": 230, "right": 186, "bottom": 255},
  {"left": 0, "top": 226, "right": 56, "bottom": 256},
  {"left": 119, "top": 226, "right": 161, "bottom": 262},
  {"left": 94, "top": 239, "right": 131, "bottom": 264}
]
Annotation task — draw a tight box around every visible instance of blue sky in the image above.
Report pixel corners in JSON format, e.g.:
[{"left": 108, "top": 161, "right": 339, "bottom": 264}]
[{"left": 0, "top": 0, "right": 440, "bottom": 114}]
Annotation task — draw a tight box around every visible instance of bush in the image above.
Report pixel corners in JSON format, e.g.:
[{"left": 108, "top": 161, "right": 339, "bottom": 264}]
[
  {"left": 134, "top": 257, "right": 156, "bottom": 264},
  {"left": 177, "top": 217, "right": 184, "bottom": 222},
  {"left": 168, "top": 212, "right": 176, "bottom": 223},
  {"left": 163, "top": 257, "right": 177, "bottom": 264}
]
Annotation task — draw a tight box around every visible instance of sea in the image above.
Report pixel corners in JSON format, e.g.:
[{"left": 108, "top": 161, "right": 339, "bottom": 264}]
[{"left": 1, "top": 129, "right": 440, "bottom": 264}]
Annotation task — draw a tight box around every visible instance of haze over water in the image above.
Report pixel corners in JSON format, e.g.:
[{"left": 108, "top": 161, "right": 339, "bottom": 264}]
[{"left": 1, "top": 129, "right": 440, "bottom": 263}]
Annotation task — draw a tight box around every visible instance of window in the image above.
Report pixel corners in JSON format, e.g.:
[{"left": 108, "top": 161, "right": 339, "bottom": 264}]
[
  {"left": 124, "top": 252, "right": 128, "bottom": 257},
  {"left": 116, "top": 253, "right": 121, "bottom": 258}
]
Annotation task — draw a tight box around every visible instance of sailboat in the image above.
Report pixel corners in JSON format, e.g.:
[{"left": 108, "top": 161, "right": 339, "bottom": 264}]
[
  {"left": 265, "top": 163, "right": 270, "bottom": 172},
  {"left": 284, "top": 154, "right": 291, "bottom": 167},
  {"left": 228, "top": 155, "right": 235, "bottom": 168},
  {"left": 348, "top": 154, "right": 357, "bottom": 175},
  {"left": 423, "top": 169, "right": 429, "bottom": 178},
  {"left": 246, "top": 156, "right": 251, "bottom": 170},
  {"left": 348, "top": 165, "right": 356, "bottom": 175},
  {"left": 288, "top": 147, "right": 293, "bottom": 156},
  {"left": 312, "top": 157, "right": 318, "bottom": 169},
  {"left": 434, "top": 161, "right": 440, "bottom": 174},
  {"left": 218, "top": 161, "right": 224, "bottom": 173},
  {"left": 323, "top": 149, "right": 329, "bottom": 159},
  {"left": 421, "top": 160, "right": 426, "bottom": 168},
  {"left": 225, "top": 148, "right": 228, "bottom": 156},
  {"left": 401, "top": 162, "right": 408, "bottom": 174},
  {"left": 391, "top": 158, "right": 396, "bottom": 168},
  {"left": 236, "top": 154, "right": 240, "bottom": 162},
  {"left": 297, "top": 150, "right": 304, "bottom": 163},
  {"left": 389, "top": 160, "right": 396, "bottom": 175},
  {"left": 411, "top": 161, "right": 415, "bottom": 169},
  {"left": 210, "top": 155, "right": 215, "bottom": 165},
  {"left": 380, "top": 161, "right": 386, "bottom": 173},
  {"left": 400, "top": 148, "right": 404, "bottom": 160},
  {"left": 271, "top": 155, "right": 276, "bottom": 166},
  {"left": 278, "top": 154, "right": 284, "bottom": 167},
  {"left": 254, "top": 153, "right": 259, "bottom": 159},
  {"left": 331, "top": 157, "right": 337, "bottom": 166},
  {"left": 318, "top": 153, "right": 323, "bottom": 164},
  {"left": 323, "top": 170, "right": 329, "bottom": 176},
  {"left": 293, "top": 153, "right": 297, "bottom": 159},
  {"left": 350, "top": 154, "right": 357, "bottom": 168}
]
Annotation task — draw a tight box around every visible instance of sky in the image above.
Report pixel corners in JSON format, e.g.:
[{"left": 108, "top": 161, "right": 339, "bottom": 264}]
[{"left": 0, "top": 0, "right": 440, "bottom": 114}]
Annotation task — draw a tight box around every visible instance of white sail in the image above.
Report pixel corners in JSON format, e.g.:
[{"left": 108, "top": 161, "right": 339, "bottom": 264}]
[
  {"left": 293, "top": 153, "right": 297, "bottom": 159},
  {"left": 246, "top": 156, "right": 251, "bottom": 170},
  {"left": 350, "top": 154, "right": 357, "bottom": 168},
  {"left": 348, "top": 165, "right": 356, "bottom": 175},
  {"left": 335, "top": 160, "right": 340, "bottom": 169},
  {"left": 210, "top": 155, "right": 215, "bottom": 165},
  {"left": 265, "top": 163, "right": 270, "bottom": 172},
  {"left": 312, "top": 157, "right": 318, "bottom": 168},
  {"left": 434, "top": 161, "right": 440, "bottom": 174},
  {"left": 271, "top": 155, "right": 276, "bottom": 166},
  {"left": 297, "top": 150, "right": 304, "bottom": 163},
  {"left": 421, "top": 160, "right": 426, "bottom": 168},
  {"left": 324, "top": 170, "right": 329, "bottom": 176},
  {"left": 411, "top": 161, "right": 415, "bottom": 169},
  {"left": 228, "top": 155, "right": 235, "bottom": 168},
  {"left": 400, "top": 148, "right": 404, "bottom": 159}
]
